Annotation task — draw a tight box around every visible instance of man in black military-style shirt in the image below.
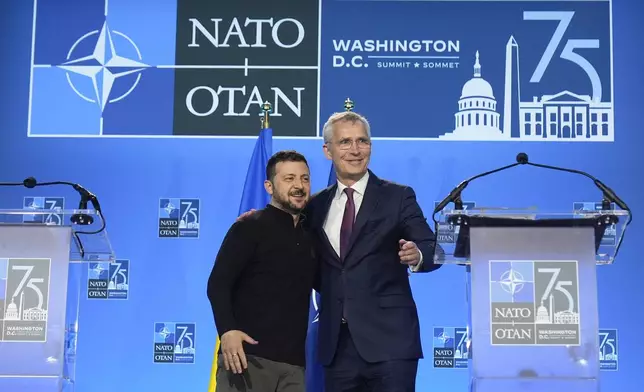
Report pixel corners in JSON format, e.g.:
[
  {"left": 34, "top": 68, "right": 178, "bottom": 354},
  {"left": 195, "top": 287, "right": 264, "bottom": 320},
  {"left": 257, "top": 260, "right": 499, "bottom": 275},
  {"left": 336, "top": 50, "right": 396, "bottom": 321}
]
[{"left": 207, "top": 150, "right": 317, "bottom": 392}]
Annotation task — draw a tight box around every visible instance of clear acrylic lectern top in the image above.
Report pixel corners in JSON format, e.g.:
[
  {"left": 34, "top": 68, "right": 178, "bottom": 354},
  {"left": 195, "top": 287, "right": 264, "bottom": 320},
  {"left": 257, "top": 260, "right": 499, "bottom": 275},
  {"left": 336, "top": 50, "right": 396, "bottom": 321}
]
[
  {"left": 0, "top": 208, "right": 114, "bottom": 263},
  {"left": 433, "top": 207, "right": 630, "bottom": 265}
]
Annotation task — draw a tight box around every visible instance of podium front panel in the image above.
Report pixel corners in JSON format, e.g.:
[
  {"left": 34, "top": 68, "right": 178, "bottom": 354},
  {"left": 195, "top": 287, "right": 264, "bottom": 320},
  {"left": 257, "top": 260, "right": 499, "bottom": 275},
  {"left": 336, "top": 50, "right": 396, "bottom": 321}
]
[
  {"left": 0, "top": 225, "right": 73, "bottom": 392},
  {"left": 468, "top": 225, "right": 600, "bottom": 392}
]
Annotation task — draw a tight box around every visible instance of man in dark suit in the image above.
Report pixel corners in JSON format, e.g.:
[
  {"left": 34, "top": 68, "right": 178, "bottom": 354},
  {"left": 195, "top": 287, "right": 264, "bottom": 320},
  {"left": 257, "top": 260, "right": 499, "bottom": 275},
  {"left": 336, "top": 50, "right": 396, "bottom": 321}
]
[{"left": 305, "top": 111, "right": 442, "bottom": 391}]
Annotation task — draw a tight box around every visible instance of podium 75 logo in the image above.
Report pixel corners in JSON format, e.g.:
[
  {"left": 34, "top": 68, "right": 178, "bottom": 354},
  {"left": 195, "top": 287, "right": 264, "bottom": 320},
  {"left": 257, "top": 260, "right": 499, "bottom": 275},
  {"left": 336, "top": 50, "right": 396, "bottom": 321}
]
[{"left": 2, "top": 258, "right": 51, "bottom": 342}]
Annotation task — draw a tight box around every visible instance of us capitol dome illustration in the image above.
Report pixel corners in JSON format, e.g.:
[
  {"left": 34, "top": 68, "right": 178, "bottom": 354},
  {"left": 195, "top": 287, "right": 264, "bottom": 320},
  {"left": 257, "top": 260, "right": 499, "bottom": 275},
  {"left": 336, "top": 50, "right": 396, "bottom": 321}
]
[{"left": 439, "top": 51, "right": 503, "bottom": 140}]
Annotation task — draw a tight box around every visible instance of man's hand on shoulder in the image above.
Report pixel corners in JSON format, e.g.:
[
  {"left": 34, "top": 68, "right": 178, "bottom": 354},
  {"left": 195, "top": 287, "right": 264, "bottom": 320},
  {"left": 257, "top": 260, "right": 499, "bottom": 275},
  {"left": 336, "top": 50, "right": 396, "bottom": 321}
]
[
  {"left": 398, "top": 239, "right": 421, "bottom": 267},
  {"left": 220, "top": 330, "right": 258, "bottom": 374},
  {"left": 236, "top": 209, "right": 258, "bottom": 222}
]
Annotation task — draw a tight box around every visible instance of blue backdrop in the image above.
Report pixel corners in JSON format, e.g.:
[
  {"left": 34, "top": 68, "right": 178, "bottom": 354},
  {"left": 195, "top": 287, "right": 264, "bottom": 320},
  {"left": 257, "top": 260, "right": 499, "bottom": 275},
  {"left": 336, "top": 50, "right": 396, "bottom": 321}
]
[{"left": 1, "top": 0, "right": 642, "bottom": 391}]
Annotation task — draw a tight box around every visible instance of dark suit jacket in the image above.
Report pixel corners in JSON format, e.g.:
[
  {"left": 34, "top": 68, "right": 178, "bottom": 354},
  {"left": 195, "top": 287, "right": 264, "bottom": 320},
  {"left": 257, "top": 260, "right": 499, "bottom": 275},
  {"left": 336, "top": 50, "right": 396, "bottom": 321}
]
[{"left": 305, "top": 170, "right": 441, "bottom": 366}]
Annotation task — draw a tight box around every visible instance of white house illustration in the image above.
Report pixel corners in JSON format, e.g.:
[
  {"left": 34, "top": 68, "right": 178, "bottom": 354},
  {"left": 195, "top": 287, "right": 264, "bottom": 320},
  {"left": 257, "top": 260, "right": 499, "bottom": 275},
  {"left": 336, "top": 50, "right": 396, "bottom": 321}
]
[{"left": 518, "top": 91, "right": 612, "bottom": 140}]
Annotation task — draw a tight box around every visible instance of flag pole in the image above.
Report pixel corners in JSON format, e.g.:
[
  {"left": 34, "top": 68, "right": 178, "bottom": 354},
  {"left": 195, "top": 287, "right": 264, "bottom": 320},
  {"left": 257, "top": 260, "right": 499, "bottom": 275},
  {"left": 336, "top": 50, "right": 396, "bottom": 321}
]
[{"left": 261, "top": 100, "right": 272, "bottom": 129}]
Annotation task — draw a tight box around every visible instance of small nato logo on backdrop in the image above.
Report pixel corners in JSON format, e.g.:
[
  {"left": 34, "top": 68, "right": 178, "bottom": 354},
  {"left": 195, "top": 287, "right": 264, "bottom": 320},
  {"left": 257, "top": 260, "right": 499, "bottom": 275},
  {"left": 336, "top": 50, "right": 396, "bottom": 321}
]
[
  {"left": 23, "top": 197, "right": 65, "bottom": 225},
  {"left": 153, "top": 322, "right": 196, "bottom": 364},
  {"left": 599, "top": 328, "right": 618, "bottom": 371},
  {"left": 87, "top": 259, "right": 130, "bottom": 300},
  {"left": 433, "top": 326, "right": 469, "bottom": 369},
  {"left": 434, "top": 201, "right": 475, "bottom": 244},
  {"left": 158, "top": 198, "right": 200, "bottom": 238}
]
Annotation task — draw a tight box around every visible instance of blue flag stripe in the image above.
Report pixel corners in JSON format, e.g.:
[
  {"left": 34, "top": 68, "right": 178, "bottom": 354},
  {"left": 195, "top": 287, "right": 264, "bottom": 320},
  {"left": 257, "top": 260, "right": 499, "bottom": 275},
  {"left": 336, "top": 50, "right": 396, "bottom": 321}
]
[{"left": 238, "top": 127, "right": 273, "bottom": 215}]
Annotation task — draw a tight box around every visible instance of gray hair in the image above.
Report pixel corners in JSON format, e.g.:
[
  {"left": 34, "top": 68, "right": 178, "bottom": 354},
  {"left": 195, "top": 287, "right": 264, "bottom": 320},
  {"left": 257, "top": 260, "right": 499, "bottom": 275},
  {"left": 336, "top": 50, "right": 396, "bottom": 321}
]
[{"left": 322, "top": 111, "right": 371, "bottom": 143}]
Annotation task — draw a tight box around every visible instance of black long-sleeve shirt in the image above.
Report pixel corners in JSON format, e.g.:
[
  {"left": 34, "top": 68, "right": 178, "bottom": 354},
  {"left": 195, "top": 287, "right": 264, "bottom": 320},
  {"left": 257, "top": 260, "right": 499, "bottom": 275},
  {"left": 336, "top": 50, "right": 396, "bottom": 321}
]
[{"left": 207, "top": 204, "right": 318, "bottom": 367}]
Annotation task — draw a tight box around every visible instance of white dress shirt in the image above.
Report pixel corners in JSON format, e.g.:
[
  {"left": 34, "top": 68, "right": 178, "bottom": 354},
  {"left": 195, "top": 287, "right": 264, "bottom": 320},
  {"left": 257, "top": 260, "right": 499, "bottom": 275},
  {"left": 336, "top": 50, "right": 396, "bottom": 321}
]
[{"left": 322, "top": 171, "right": 424, "bottom": 271}]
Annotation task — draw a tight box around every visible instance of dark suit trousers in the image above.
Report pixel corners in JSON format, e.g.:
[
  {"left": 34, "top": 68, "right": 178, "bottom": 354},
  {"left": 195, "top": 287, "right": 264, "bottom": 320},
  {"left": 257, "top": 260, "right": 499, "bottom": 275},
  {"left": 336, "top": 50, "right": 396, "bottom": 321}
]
[{"left": 324, "top": 323, "right": 419, "bottom": 392}]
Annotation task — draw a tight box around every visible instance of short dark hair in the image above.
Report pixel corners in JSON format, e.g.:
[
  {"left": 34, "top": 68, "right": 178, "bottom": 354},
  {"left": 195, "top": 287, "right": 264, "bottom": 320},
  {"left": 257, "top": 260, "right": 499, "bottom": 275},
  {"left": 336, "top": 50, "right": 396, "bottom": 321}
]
[{"left": 266, "top": 150, "right": 309, "bottom": 182}]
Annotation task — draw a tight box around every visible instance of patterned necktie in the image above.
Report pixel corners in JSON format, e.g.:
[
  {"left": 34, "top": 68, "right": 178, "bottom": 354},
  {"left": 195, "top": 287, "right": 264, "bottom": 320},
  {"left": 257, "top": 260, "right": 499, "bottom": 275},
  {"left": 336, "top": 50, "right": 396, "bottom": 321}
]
[{"left": 340, "top": 187, "right": 355, "bottom": 261}]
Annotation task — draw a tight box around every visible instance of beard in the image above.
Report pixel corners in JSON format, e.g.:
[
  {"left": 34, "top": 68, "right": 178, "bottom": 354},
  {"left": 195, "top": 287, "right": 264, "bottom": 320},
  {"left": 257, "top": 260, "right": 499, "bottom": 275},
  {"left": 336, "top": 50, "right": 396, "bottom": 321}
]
[{"left": 274, "top": 188, "right": 307, "bottom": 214}]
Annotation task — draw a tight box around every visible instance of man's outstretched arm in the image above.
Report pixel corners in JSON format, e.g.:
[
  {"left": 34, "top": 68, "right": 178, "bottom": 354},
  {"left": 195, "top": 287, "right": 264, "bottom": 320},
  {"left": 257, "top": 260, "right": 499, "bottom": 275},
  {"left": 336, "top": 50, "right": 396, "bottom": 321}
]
[{"left": 399, "top": 186, "right": 442, "bottom": 273}]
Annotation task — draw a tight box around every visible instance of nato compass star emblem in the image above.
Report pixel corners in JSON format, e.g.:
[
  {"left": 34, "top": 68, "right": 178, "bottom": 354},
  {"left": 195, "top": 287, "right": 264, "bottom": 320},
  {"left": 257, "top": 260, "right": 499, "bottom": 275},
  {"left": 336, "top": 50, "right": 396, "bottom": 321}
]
[
  {"left": 58, "top": 21, "right": 149, "bottom": 112},
  {"left": 158, "top": 326, "right": 172, "bottom": 340},
  {"left": 26, "top": 199, "right": 43, "bottom": 209},
  {"left": 91, "top": 263, "right": 105, "bottom": 276},
  {"left": 164, "top": 202, "right": 176, "bottom": 216},
  {"left": 438, "top": 331, "right": 450, "bottom": 343},
  {"left": 499, "top": 268, "right": 526, "bottom": 299}
]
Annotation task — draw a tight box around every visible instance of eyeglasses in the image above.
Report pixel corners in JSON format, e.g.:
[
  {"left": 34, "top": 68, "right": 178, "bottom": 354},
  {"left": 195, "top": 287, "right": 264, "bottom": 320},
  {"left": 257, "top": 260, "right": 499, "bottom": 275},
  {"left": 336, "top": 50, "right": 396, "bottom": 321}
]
[{"left": 334, "top": 139, "right": 372, "bottom": 150}]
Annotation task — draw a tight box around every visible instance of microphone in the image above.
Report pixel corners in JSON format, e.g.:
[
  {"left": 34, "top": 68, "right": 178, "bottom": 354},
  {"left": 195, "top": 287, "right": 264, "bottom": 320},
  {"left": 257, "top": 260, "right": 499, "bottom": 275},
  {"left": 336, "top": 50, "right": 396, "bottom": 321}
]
[
  {"left": 516, "top": 153, "right": 630, "bottom": 215},
  {"left": 0, "top": 177, "right": 104, "bottom": 229},
  {"left": 433, "top": 160, "right": 521, "bottom": 214}
]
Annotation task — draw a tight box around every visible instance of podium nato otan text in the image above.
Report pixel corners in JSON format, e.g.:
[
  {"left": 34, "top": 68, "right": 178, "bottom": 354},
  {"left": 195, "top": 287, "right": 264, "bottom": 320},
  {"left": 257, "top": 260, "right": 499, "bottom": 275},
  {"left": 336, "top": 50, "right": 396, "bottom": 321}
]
[
  {"left": 434, "top": 207, "right": 628, "bottom": 392},
  {"left": 0, "top": 208, "right": 114, "bottom": 392}
]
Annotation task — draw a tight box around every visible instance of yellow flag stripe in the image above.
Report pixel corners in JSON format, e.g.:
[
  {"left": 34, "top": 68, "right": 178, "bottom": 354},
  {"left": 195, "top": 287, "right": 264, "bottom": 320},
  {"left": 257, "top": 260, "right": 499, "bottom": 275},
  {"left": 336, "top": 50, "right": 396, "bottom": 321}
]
[{"left": 207, "top": 337, "right": 221, "bottom": 392}]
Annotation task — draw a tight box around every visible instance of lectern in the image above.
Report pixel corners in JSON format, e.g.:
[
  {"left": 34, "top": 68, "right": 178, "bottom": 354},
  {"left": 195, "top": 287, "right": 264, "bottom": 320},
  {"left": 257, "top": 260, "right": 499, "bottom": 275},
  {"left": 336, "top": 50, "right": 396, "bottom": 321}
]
[
  {"left": 0, "top": 208, "right": 114, "bottom": 392},
  {"left": 434, "top": 206, "right": 629, "bottom": 392}
]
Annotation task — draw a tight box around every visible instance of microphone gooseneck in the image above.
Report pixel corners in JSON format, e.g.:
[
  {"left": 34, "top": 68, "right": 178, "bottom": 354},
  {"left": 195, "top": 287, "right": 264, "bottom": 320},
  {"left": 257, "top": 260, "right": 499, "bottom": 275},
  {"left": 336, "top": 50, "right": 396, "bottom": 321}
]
[
  {"left": 433, "top": 160, "right": 521, "bottom": 214},
  {"left": 0, "top": 177, "right": 107, "bottom": 259},
  {"left": 516, "top": 156, "right": 629, "bottom": 214},
  {"left": 0, "top": 177, "right": 105, "bottom": 229},
  {"left": 432, "top": 152, "right": 632, "bottom": 261}
]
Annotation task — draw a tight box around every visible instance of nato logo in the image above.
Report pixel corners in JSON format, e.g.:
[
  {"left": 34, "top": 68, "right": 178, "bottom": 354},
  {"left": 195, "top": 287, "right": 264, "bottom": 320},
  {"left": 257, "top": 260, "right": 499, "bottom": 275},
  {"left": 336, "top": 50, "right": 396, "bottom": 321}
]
[
  {"left": 158, "top": 198, "right": 200, "bottom": 238},
  {"left": 23, "top": 197, "right": 65, "bottom": 225},
  {"left": 489, "top": 260, "right": 580, "bottom": 346},
  {"left": 28, "top": 0, "right": 320, "bottom": 138},
  {"left": 599, "top": 328, "right": 618, "bottom": 371},
  {"left": 432, "top": 326, "right": 469, "bottom": 368},
  {"left": 153, "top": 322, "right": 196, "bottom": 364},
  {"left": 573, "top": 201, "right": 617, "bottom": 246},
  {"left": 0, "top": 258, "right": 51, "bottom": 342},
  {"left": 87, "top": 259, "right": 130, "bottom": 300}
]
